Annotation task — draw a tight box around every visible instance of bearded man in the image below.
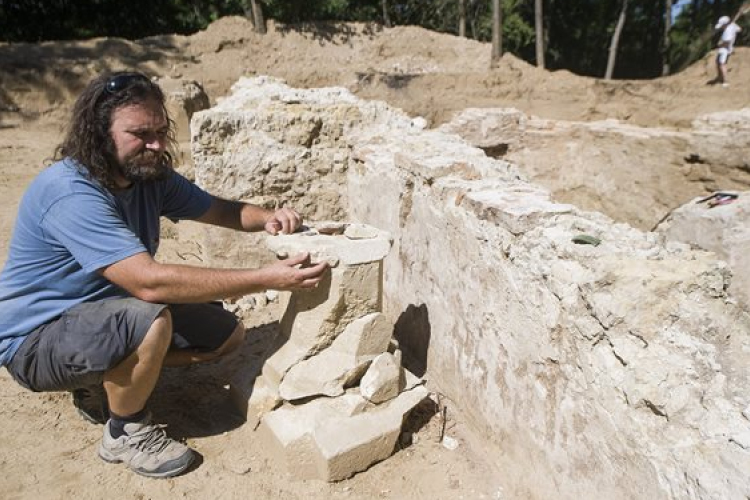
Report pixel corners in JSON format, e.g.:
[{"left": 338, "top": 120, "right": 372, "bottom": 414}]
[{"left": 0, "top": 72, "right": 328, "bottom": 478}]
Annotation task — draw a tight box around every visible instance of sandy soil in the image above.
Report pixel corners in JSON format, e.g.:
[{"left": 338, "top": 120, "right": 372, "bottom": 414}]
[{"left": 0, "top": 16, "right": 748, "bottom": 499}]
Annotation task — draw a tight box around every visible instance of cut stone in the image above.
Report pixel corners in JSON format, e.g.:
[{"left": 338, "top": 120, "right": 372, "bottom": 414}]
[
  {"left": 360, "top": 352, "right": 404, "bottom": 404},
  {"left": 278, "top": 313, "right": 393, "bottom": 401},
  {"left": 259, "top": 385, "right": 429, "bottom": 481}
]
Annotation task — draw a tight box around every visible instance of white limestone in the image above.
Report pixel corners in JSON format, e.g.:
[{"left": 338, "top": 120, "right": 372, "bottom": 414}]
[
  {"left": 278, "top": 313, "right": 392, "bottom": 400},
  {"left": 259, "top": 385, "right": 429, "bottom": 481},
  {"left": 360, "top": 352, "right": 403, "bottom": 404},
  {"left": 656, "top": 191, "right": 750, "bottom": 311},
  {"left": 193, "top": 77, "right": 750, "bottom": 498},
  {"left": 216, "top": 206, "right": 424, "bottom": 479}
]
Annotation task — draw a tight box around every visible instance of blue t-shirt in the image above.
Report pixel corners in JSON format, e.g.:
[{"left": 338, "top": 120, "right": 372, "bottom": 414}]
[{"left": 0, "top": 158, "right": 213, "bottom": 366}]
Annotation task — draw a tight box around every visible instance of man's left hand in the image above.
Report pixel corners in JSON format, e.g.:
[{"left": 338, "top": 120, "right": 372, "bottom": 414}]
[{"left": 265, "top": 207, "right": 302, "bottom": 235}]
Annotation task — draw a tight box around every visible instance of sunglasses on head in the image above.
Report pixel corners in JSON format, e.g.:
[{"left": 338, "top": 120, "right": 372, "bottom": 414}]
[{"left": 105, "top": 73, "right": 151, "bottom": 94}]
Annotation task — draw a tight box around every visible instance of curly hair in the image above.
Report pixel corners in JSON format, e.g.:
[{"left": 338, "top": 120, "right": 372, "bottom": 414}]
[{"left": 54, "top": 71, "right": 177, "bottom": 189}]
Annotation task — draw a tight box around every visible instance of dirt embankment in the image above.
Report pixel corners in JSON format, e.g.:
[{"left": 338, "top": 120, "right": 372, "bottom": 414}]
[{"left": 2, "top": 16, "right": 749, "bottom": 129}]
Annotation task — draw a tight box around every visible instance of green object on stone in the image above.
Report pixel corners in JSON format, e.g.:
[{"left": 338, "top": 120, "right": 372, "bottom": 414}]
[{"left": 572, "top": 234, "right": 601, "bottom": 246}]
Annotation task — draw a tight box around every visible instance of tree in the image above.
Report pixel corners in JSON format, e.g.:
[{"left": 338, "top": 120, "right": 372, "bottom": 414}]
[
  {"left": 662, "top": 0, "right": 672, "bottom": 75},
  {"left": 251, "top": 0, "right": 266, "bottom": 33},
  {"left": 458, "top": 0, "right": 467, "bottom": 37},
  {"left": 382, "top": 0, "right": 392, "bottom": 27},
  {"left": 605, "top": 0, "right": 629, "bottom": 79},
  {"left": 491, "top": 0, "right": 503, "bottom": 67},
  {"left": 535, "top": 0, "right": 545, "bottom": 67},
  {"left": 242, "top": 0, "right": 266, "bottom": 33}
]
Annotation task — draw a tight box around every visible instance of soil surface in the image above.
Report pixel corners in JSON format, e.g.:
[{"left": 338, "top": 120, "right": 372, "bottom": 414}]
[{"left": 0, "top": 16, "right": 748, "bottom": 499}]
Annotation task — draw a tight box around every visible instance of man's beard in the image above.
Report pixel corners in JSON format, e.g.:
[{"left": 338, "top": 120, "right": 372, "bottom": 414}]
[{"left": 119, "top": 151, "right": 173, "bottom": 183}]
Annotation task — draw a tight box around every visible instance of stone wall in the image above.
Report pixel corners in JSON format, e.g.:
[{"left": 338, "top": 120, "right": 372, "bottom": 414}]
[
  {"left": 439, "top": 107, "right": 750, "bottom": 232},
  {"left": 656, "top": 191, "right": 750, "bottom": 313},
  {"left": 191, "top": 77, "right": 750, "bottom": 499}
]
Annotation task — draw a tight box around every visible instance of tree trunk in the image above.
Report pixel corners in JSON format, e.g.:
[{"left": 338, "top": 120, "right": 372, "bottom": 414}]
[
  {"left": 251, "top": 0, "right": 266, "bottom": 34},
  {"left": 382, "top": 0, "right": 392, "bottom": 28},
  {"left": 535, "top": 0, "right": 545, "bottom": 68},
  {"left": 662, "top": 0, "right": 672, "bottom": 76},
  {"left": 458, "top": 0, "right": 467, "bottom": 37},
  {"left": 241, "top": 0, "right": 252, "bottom": 20},
  {"left": 605, "top": 0, "right": 628, "bottom": 80},
  {"left": 490, "top": 0, "right": 502, "bottom": 68}
]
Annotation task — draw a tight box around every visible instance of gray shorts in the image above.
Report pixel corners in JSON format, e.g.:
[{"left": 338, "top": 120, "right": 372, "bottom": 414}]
[
  {"left": 6, "top": 297, "right": 239, "bottom": 392},
  {"left": 717, "top": 47, "right": 731, "bottom": 65}
]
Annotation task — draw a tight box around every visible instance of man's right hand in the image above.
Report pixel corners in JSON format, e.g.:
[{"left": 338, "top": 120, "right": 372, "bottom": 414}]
[{"left": 263, "top": 252, "right": 329, "bottom": 290}]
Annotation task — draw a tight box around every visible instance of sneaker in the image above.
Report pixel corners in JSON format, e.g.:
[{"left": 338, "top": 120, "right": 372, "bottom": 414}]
[
  {"left": 98, "top": 415, "right": 194, "bottom": 478},
  {"left": 72, "top": 385, "right": 109, "bottom": 425}
]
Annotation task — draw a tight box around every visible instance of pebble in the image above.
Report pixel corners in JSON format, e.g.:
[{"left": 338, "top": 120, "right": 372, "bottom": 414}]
[{"left": 441, "top": 435, "right": 459, "bottom": 450}]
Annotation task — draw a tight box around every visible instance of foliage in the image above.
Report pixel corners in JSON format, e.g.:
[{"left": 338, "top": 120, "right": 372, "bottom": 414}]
[
  {"left": 669, "top": 0, "right": 749, "bottom": 72},
  {"left": 0, "top": 0, "right": 748, "bottom": 79}
]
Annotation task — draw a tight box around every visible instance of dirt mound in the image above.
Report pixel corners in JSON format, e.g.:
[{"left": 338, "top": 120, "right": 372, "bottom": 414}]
[{"left": 3, "top": 16, "right": 747, "bottom": 129}]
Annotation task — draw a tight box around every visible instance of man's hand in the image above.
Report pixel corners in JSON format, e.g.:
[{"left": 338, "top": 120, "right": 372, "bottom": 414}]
[
  {"left": 735, "top": 2, "right": 750, "bottom": 19},
  {"left": 263, "top": 252, "right": 329, "bottom": 290},
  {"left": 265, "top": 207, "right": 303, "bottom": 235}
]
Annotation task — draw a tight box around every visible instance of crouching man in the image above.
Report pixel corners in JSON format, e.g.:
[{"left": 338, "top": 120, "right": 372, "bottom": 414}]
[{"left": 0, "top": 72, "right": 328, "bottom": 478}]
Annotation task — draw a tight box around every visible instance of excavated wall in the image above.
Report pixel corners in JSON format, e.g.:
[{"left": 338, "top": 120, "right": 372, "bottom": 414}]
[{"left": 191, "top": 77, "right": 750, "bottom": 500}]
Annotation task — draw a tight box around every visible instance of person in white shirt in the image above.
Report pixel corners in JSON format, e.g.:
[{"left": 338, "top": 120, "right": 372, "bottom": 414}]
[{"left": 715, "top": 7, "right": 747, "bottom": 86}]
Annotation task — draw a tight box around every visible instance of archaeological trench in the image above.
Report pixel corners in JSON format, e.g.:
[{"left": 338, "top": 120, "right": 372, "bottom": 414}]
[{"left": 169, "top": 76, "right": 750, "bottom": 499}]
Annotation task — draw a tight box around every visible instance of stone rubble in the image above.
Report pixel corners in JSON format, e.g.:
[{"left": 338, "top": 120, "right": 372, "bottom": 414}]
[
  {"left": 192, "top": 77, "right": 750, "bottom": 498},
  {"left": 656, "top": 191, "right": 750, "bottom": 311},
  {"left": 229, "top": 222, "right": 428, "bottom": 481}
]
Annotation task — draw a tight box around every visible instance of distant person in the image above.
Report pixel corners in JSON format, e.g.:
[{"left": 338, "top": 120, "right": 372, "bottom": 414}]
[
  {"left": 0, "top": 72, "right": 329, "bottom": 478},
  {"left": 715, "top": 6, "right": 748, "bottom": 87}
]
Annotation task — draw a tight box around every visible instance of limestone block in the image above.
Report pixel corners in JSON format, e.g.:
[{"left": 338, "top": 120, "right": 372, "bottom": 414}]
[
  {"left": 360, "top": 352, "right": 404, "bottom": 404},
  {"left": 260, "top": 386, "right": 429, "bottom": 482},
  {"left": 191, "top": 103, "right": 349, "bottom": 268},
  {"left": 258, "top": 392, "right": 369, "bottom": 478},
  {"left": 278, "top": 351, "right": 369, "bottom": 401},
  {"left": 228, "top": 374, "right": 282, "bottom": 429},
  {"left": 438, "top": 107, "right": 527, "bottom": 156},
  {"left": 261, "top": 340, "right": 310, "bottom": 387},
  {"left": 328, "top": 312, "right": 392, "bottom": 357},
  {"left": 261, "top": 226, "right": 392, "bottom": 385},
  {"left": 262, "top": 262, "right": 383, "bottom": 384},
  {"left": 266, "top": 225, "right": 393, "bottom": 267},
  {"left": 690, "top": 109, "right": 750, "bottom": 168},
  {"left": 657, "top": 192, "right": 750, "bottom": 310},
  {"left": 461, "top": 184, "right": 576, "bottom": 235},
  {"left": 278, "top": 313, "right": 393, "bottom": 401},
  {"left": 309, "top": 385, "right": 430, "bottom": 481}
]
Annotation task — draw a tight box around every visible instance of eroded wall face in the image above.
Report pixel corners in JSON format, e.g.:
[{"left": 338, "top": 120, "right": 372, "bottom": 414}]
[{"left": 192, "top": 76, "right": 750, "bottom": 499}]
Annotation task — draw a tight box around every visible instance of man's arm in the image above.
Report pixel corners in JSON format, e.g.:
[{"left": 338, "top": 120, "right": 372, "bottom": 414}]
[
  {"left": 100, "top": 251, "right": 328, "bottom": 304},
  {"left": 732, "top": 2, "right": 750, "bottom": 23},
  {"left": 196, "top": 196, "right": 302, "bottom": 235}
]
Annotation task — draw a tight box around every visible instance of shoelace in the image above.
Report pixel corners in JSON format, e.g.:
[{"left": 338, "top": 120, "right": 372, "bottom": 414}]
[{"left": 127, "top": 424, "right": 173, "bottom": 454}]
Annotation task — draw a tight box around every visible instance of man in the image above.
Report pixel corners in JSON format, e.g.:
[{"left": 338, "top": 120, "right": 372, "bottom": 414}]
[
  {"left": 0, "top": 72, "right": 329, "bottom": 478},
  {"left": 715, "top": 6, "right": 747, "bottom": 87}
]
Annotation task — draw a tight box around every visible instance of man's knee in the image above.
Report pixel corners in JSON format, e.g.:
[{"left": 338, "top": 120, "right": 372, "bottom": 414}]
[
  {"left": 212, "top": 323, "right": 246, "bottom": 357},
  {"left": 140, "top": 308, "right": 174, "bottom": 356}
]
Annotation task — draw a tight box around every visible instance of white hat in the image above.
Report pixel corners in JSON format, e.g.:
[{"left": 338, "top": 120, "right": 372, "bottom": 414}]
[{"left": 716, "top": 16, "right": 731, "bottom": 29}]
